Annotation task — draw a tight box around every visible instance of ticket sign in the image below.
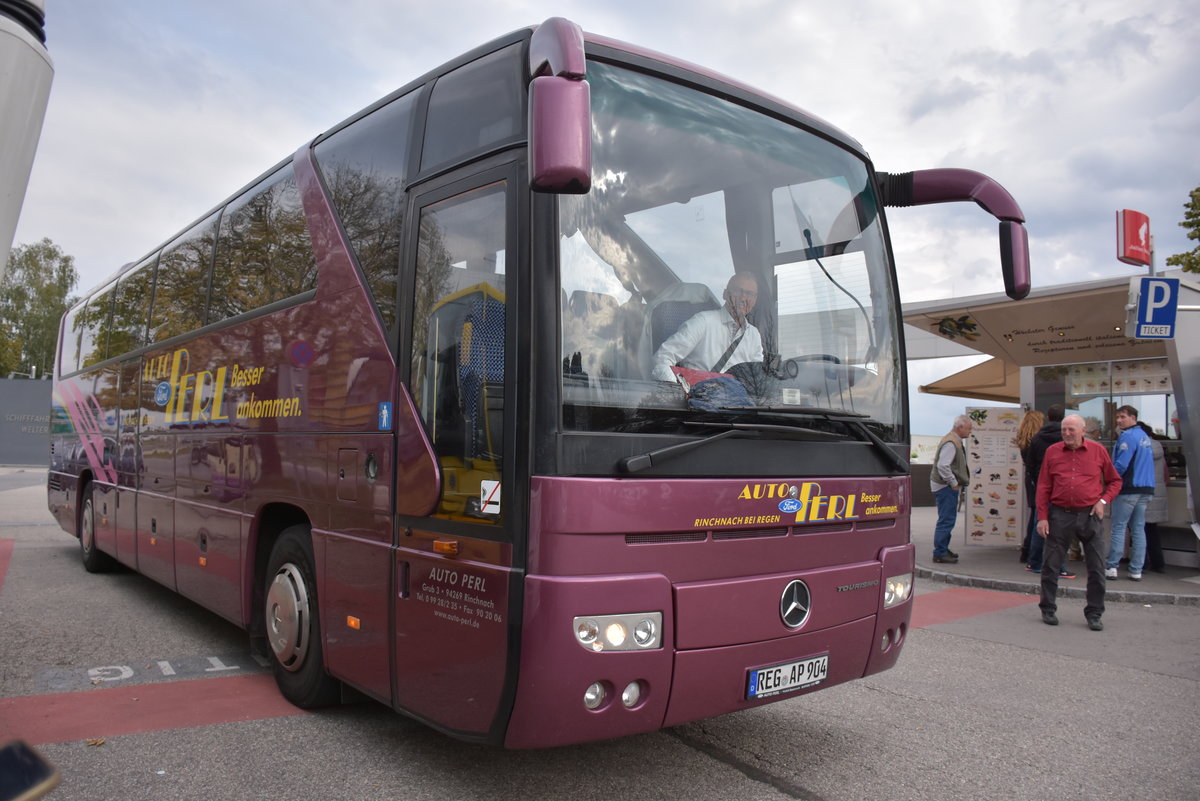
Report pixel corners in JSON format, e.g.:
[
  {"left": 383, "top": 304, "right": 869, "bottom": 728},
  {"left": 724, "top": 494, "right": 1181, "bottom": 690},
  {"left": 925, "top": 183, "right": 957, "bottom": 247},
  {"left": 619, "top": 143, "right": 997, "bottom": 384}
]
[
  {"left": 1117, "top": 209, "right": 1151, "bottom": 266},
  {"left": 1127, "top": 276, "right": 1179, "bottom": 339}
]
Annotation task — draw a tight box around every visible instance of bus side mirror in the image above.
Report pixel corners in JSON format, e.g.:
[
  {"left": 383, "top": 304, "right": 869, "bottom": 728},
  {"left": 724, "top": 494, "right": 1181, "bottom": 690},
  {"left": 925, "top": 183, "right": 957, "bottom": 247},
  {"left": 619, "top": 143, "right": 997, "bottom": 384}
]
[
  {"left": 999, "top": 220, "right": 1030, "bottom": 300},
  {"left": 529, "top": 76, "right": 591, "bottom": 194},
  {"left": 878, "top": 168, "right": 1031, "bottom": 300},
  {"left": 528, "top": 17, "right": 591, "bottom": 194}
]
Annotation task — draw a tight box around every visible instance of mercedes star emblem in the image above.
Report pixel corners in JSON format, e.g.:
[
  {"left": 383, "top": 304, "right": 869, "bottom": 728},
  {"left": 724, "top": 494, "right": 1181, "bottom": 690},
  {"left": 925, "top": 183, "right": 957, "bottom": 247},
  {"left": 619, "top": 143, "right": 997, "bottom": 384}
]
[{"left": 780, "top": 579, "right": 812, "bottom": 629}]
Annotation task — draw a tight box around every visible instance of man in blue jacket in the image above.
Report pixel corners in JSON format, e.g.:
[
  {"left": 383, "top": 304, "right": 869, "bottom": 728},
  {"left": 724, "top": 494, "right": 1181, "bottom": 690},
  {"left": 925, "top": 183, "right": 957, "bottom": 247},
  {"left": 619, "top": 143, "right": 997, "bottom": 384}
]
[{"left": 1105, "top": 405, "right": 1155, "bottom": 581}]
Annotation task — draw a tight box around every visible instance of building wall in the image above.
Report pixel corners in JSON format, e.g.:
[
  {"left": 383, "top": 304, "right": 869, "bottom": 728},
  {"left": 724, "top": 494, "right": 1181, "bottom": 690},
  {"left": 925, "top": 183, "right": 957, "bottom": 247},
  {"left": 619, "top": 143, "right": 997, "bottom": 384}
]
[{"left": 0, "top": 378, "right": 51, "bottom": 465}]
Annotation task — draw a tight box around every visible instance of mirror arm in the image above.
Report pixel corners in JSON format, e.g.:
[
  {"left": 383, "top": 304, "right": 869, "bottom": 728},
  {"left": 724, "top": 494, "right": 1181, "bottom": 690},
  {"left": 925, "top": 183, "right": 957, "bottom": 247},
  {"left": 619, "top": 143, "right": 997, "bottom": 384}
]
[
  {"left": 529, "top": 16, "right": 586, "bottom": 79},
  {"left": 878, "top": 168, "right": 1030, "bottom": 300}
]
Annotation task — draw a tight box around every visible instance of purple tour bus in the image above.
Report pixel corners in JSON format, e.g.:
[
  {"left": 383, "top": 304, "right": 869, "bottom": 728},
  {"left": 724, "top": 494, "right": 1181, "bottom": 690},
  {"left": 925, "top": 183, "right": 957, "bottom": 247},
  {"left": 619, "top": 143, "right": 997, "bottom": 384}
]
[{"left": 48, "top": 18, "right": 1030, "bottom": 748}]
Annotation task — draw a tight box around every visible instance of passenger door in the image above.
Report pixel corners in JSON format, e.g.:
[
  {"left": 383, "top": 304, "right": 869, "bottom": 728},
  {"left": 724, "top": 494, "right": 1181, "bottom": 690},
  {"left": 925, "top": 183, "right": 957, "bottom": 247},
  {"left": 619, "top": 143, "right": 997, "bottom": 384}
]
[{"left": 392, "top": 165, "right": 520, "bottom": 737}]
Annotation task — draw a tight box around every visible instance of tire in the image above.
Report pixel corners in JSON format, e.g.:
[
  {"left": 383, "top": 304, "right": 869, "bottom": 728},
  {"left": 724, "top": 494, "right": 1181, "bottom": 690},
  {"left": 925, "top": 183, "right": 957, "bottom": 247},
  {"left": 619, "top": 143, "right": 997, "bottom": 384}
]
[
  {"left": 79, "top": 483, "right": 116, "bottom": 573},
  {"left": 264, "top": 525, "right": 340, "bottom": 708}
]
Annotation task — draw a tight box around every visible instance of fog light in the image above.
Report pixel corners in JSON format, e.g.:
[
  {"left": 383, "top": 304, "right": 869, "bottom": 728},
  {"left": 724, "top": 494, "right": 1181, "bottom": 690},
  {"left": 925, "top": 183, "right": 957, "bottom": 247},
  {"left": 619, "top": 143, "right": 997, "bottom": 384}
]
[
  {"left": 881, "top": 630, "right": 891, "bottom": 651},
  {"left": 621, "top": 681, "right": 642, "bottom": 708},
  {"left": 583, "top": 682, "right": 606, "bottom": 710}
]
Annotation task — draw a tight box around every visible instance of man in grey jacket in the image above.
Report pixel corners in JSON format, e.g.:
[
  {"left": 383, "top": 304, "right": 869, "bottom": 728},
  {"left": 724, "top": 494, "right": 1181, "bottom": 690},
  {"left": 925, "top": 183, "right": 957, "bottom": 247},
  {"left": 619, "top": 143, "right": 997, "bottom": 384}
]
[{"left": 930, "top": 415, "right": 972, "bottom": 563}]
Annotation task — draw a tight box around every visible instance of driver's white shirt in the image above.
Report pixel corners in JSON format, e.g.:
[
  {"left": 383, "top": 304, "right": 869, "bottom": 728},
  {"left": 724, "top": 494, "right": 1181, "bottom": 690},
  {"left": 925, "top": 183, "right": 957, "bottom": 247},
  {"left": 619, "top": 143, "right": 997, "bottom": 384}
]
[{"left": 652, "top": 306, "right": 763, "bottom": 381}]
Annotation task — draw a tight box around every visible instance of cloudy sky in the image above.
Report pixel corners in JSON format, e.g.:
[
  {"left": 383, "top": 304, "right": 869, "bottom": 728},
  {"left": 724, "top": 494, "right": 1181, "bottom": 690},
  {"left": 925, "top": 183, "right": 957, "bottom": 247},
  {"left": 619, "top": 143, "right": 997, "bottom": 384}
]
[{"left": 11, "top": 0, "right": 1200, "bottom": 433}]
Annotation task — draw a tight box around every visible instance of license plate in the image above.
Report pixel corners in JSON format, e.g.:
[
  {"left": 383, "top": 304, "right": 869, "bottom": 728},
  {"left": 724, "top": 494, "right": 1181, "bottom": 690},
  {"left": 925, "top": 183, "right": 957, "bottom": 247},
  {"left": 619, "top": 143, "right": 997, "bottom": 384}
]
[{"left": 746, "top": 654, "right": 829, "bottom": 699}]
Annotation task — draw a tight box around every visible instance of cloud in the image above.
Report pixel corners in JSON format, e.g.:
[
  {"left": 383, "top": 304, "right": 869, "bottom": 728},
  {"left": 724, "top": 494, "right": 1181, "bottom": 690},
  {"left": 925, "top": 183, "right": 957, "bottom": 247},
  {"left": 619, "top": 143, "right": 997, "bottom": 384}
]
[{"left": 11, "top": 0, "right": 1200, "bottom": 311}]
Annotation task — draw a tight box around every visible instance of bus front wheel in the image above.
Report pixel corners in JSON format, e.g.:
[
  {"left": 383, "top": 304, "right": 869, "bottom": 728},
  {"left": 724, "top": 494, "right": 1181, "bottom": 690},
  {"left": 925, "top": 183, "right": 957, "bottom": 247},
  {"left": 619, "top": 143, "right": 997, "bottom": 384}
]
[
  {"left": 79, "top": 483, "right": 115, "bottom": 573},
  {"left": 264, "top": 526, "right": 340, "bottom": 708}
]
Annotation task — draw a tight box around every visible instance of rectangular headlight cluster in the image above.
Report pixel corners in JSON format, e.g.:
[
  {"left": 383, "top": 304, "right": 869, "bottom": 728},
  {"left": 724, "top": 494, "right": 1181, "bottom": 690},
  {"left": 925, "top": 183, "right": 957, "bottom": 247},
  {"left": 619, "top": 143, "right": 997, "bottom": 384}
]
[{"left": 573, "top": 612, "right": 663, "bottom": 652}]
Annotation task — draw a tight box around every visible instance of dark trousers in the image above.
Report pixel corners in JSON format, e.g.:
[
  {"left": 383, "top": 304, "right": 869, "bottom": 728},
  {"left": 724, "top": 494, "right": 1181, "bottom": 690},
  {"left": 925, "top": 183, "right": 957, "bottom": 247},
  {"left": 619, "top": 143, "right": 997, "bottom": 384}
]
[
  {"left": 1041, "top": 505, "right": 1108, "bottom": 619},
  {"left": 1026, "top": 507, "right": 1046, "bottom": 570},
  {"left": 1145, "top": 523, "right": 1166, "bottom": 571}
]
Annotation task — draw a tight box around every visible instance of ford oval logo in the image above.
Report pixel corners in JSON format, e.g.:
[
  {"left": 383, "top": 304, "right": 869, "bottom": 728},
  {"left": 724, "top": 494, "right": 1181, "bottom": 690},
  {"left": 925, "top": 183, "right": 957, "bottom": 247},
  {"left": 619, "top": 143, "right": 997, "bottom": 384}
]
[
  {"left": 778, "top": 499, "right": 801, "bottom": 513},
  {"left": 154, "top": 381, "right": 172, "bottom": 407},
  {"left": 780, "top": 580, "right": 812, "bottom": 629}
]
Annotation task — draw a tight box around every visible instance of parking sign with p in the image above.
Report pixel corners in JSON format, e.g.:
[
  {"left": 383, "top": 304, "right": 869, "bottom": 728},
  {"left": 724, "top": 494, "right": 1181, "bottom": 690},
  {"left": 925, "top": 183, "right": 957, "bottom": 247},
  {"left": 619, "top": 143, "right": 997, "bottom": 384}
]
[{"left": 1128, "top": 276, "right": 1179, "bottom": 339}]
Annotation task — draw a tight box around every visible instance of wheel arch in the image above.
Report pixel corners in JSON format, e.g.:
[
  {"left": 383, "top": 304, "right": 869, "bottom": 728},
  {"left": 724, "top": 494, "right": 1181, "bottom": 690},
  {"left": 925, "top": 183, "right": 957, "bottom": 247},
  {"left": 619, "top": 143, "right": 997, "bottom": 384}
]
[
  {"left": 246, "top": 502, "right": 313, "bottom": 633},
  {"left": 72, "top": 469, "right": 95, "bottom": 539}
]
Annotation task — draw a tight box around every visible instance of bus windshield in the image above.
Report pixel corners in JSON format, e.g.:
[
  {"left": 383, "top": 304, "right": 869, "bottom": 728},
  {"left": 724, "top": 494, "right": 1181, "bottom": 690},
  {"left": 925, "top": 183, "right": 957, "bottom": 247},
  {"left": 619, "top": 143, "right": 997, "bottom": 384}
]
[{"left": 560, "top": 61, "right": 900, "bottom": 436}]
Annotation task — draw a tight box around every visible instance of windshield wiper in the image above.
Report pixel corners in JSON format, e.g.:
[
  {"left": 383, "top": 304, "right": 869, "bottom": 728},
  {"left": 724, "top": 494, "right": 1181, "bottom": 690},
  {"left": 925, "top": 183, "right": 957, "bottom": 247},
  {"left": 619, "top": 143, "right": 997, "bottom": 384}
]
[
  {"left": 727, "top": 406, "right": 909, "bottom": 474},
  {"left": 619, "top": 418, "right": 848, "bottom": 474},
  {"left": 686, "top": 420, "right": 847, "bottom": 439},
  {"left": 834, "top": 416, "right": 909, "bottom": 473},
  {"left": 618, "top": 410, "right": 907, "bottom": 474},
  {"left": 619, "top": 428, "right": 751, "bottom": 473}
]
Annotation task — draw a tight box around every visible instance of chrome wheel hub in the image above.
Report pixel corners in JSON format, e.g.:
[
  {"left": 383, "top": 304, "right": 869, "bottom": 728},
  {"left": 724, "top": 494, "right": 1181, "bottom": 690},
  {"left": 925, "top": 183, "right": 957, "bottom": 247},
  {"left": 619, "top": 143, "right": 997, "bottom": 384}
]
[{"left": 266, "top": 563, "right": 310, "bottom": 672}]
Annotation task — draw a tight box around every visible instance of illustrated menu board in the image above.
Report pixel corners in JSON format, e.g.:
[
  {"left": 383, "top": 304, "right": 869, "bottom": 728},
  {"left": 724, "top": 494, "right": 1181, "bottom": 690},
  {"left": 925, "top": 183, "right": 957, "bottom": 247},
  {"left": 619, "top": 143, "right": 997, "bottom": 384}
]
[
  {"left": 963, "top": 406, "right": 1024, "bottom": 546},
  {"left": 1066, "top": 359, "right": 1172, "bottom": 398}
]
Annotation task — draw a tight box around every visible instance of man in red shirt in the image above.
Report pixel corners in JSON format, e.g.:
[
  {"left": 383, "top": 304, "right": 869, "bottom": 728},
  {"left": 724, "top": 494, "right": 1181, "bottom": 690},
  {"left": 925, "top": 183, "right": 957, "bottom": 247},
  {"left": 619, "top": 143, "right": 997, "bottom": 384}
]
[{"left": 1036, "top": 414, "right": 1122, "bottom": 630}]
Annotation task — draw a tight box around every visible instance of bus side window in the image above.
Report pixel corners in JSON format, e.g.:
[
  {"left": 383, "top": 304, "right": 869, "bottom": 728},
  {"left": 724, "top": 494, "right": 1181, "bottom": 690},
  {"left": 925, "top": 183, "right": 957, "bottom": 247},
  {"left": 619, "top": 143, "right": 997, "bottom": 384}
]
[
  {"left": 211, "top": 165, "right": 317, "bottom": 324},
  {"left": 409, "top": 182, "right": 507, "bottom": 523},
  {"left": 149, "top": 213, "right": 219, "bottom": 343},
  {"left": 77, "top": 288, "right": 114, "bottom": 369},
  {"left": 58, "top": 302, "right": 84, "bottom": 376},
  {"left": 313, "top": 91, "right": 418, "bottom": 334},
  {"left": 419, "top": 44, "right": 523, "bottom": 174},
  {"left": 108, "top": 258, "right": 155, "bottom": 360}
]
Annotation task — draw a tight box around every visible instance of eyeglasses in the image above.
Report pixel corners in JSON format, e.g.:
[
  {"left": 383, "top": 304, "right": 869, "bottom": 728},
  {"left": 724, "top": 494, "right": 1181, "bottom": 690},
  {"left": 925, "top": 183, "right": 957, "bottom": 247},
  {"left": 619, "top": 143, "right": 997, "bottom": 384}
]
[{"left": 728, "top": 289, "right": 757, "bottom": 298}]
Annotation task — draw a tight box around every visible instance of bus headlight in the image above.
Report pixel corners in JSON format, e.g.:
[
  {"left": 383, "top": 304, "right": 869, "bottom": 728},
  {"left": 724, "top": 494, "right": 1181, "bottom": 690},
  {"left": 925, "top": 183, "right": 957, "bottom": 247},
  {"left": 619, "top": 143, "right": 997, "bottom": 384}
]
[
  {"left": 883, "top": 573, "right": 913, "bottom": 608},
  {"left": 573, "top": 612, "right": 662, "bottom": 651}
]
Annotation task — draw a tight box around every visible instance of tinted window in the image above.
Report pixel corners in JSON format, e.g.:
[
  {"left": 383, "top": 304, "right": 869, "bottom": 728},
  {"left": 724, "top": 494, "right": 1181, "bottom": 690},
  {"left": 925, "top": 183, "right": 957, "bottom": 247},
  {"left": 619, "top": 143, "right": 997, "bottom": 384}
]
[
  {"left": 109, "top": 258, "right": 156, "bottom": 358},
  {"left": 420, "top": 45, "right": 523, "bottom": 172},
  {"left": 59, "top": 303, "right": 84, "bottom": 375},
  {"left": 78, "top": 287, "right": 115, "bottom": 368},
  {"left": 211, "top": 165, "right": 316, "bottom": 322},
  {"left": 314, "top": 92, "right": 418, "bottom": 331},
  {"left": 409, "top": 182, "right": 508, "bottom": 523},
  {"left": 149, "top": 213, "right": 218, "bottom": 342}
]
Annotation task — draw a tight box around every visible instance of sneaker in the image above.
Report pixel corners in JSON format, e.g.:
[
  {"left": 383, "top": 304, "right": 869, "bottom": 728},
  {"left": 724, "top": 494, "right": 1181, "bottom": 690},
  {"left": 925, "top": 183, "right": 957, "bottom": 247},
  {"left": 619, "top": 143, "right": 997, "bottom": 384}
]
[
  {"left": 1059, "top": 569, "right": 1076, "bottom": 579},
  {"left": 1129, "top": 572, "right": 1143, "bottom": 581},
  {"left": 1104, "top": 568, "right": 1118, "bottom": 579},
  {"left": 932, "top": 554, "right": 958, "bottom": 564},
  {"left": 1042, "top": 610, "right": 1059, "bottom": 626},
  {"left": 1024, "top": 564, "right": 1034, "bottom": 572},
  {"left": 1087, "top": 617, "right": 1104, "bottom": 632}
]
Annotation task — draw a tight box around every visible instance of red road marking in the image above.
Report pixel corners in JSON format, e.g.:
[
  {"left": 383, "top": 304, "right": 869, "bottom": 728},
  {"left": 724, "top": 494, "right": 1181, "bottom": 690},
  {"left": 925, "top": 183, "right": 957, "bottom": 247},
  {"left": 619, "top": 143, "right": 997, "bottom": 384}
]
[
  {"left": 911, "top": 586, "right": 1038, "bottom": 628},
  {"left": 0, "top": 583, "right": 1036, "bottom": 745},
  {"left": 0, "top": 674, "right": 305, "bottom": 745},
  {"left": 0, "top": 539, "right": 13, "bottom": 594}
]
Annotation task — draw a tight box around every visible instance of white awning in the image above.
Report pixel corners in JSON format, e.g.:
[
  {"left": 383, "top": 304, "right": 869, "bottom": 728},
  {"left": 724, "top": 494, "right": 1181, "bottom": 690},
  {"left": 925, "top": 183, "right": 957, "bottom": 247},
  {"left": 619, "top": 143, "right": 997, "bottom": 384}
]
[{"left": 919, "top": 357, "right": 1020, "bottom": 404}]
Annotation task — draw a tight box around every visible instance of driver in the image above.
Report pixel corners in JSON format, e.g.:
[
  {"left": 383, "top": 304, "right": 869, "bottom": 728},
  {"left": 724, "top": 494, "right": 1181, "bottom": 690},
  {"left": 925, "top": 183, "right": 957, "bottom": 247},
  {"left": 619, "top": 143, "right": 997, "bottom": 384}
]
[{"left": 652, "top": 272, "right": 764, "bottom": 382}]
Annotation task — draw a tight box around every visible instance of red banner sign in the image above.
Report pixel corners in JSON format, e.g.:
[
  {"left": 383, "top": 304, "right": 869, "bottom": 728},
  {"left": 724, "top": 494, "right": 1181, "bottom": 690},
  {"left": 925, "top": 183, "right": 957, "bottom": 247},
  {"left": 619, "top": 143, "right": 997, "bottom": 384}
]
[{"left": 1116, "top": 209, "right": 1151, "bottom": 266}]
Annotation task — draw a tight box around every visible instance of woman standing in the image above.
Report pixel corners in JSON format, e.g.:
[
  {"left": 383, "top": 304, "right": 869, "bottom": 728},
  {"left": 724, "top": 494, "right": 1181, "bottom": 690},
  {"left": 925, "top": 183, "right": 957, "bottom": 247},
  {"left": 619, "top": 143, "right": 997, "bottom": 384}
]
[{"left": 1014, "top": 410, "right": 1044, "bottom": 565}]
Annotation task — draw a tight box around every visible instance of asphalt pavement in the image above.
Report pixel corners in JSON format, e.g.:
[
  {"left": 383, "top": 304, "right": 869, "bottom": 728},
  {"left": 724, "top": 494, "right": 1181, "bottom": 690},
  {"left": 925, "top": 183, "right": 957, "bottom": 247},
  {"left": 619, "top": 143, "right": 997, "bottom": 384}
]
[{"left": 910, "top": 504, "right": 1200, "bottom": 606}]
